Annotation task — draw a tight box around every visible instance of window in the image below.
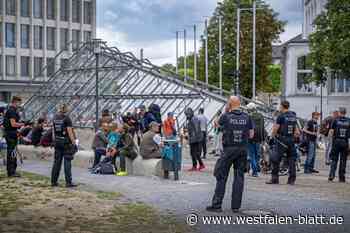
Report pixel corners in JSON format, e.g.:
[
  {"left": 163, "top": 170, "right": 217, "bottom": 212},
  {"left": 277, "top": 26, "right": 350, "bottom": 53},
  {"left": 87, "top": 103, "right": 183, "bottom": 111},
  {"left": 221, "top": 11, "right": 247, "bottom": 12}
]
[
  {"left": 21, "top": 25, "right": 30, "bottom": 49},
  {"left": 34, "top": 26, "right": 43, "bottom": 49},
  {"left": 60, "top": 28, "right": 69, "bottom": 50},
  {"left": 47, "top": 27, "right": 56, "bottom": 50},
  {"left": 72, "top": 30, "right": 80, "bottom": 51},
  {"left": 6, "top": 0, "right": 16, "bottom": 16},
  {"left": 83, "top": 31, "right": 91, "bottom": 42},
  {"left": 47, "top": 58, "right": 55, "bottom": 76},
  {"left": 47, "top": 0, "right": 56, "bottom": 20},
  {"left": 83, "top": 1, "right": 92, "bottom": 24},
  {"left": 330, "top": 72, "right": 350, "bottom": 94},
  {"left": 34, "top": 0, "right": 43, "bottom": 18},
  {"left": 6, "top": 56, "right": 16, "bottom": 76},
  {"left": 5, "top": 23, "right": 16, "bottom": 48},
  {"left": 21, "top": 56, "right": 30, "bottom": 77},
  {"left": 21, "top": 0, "right": 30, "bottom": 17},
  {"left": 34, "top": 57, "right": 43, "bottom": 77},
  {"left": 0, "top": 56, "right": 2, "bottom": 75},
  {"left": 72, "top": 0, "right": 81, "bottom": 23},
  {"left": 0, "top": 0, "right": 2, "bottom": 15},
  {"left": 296, "top": 55, "right": 315, "bottom": 94},
  {"left": 61, "top": 58, "right": 69, "bottom": 69},
  {"left": 60, "top": 0, "right": 69, "bottom": 21},
  {"left": 297, "top": 55, "right": 312, "bottom": 70}
]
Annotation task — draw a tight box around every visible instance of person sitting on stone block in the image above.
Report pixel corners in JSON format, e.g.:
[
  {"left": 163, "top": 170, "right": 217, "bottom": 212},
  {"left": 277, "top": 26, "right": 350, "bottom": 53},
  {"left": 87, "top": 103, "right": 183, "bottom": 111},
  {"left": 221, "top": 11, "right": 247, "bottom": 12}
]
[
  {"left": 104, "top": 123, "right": 122, "bottom": 170},
  {"left": 116, "top": 124, "right": 138, "bottom": 176},
  {"left": 91, "top": 122, "right": 110, "bottom": 169},
  {"left": 140, "top": 121, "right": 163, "bottom": 159}
]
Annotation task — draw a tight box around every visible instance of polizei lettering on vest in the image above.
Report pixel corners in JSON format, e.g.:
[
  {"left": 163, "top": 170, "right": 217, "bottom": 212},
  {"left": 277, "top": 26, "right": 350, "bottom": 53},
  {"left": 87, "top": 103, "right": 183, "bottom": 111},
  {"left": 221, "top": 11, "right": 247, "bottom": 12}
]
[{"left": 230, "top": 119, "right": 247, "bottom": 125}]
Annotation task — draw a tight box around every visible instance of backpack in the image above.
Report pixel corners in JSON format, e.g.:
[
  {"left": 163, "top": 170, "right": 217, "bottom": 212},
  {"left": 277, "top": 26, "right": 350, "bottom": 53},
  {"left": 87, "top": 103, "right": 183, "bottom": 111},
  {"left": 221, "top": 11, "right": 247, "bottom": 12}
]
[{"left": 91, "top": 162, "right": 115, "bottom": 175}]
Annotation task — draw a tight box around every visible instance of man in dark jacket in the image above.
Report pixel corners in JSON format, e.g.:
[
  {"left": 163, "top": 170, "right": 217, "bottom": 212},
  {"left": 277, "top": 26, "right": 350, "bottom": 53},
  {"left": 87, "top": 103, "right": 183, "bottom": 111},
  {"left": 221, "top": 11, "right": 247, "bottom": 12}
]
[
  {"left": 185, "top": 108, "right": 205, "bottom": 171},
  {"left": 328, "top": 107, "right": 350, "bottom": 183},
  {"left": 303, "top": 112, "right": 320, "bottom": 174},
  {"left": 247, "top": 102, "right": 265, "bottom": 177},
  {"left": 51, "top": 104, "right": 78, "bottom": 188},
  {"left": 207, "top": 96, "right": 254, "bottom": 213},
  {"left": 3, "top": 96, "right": 24, "bottom": 177}
]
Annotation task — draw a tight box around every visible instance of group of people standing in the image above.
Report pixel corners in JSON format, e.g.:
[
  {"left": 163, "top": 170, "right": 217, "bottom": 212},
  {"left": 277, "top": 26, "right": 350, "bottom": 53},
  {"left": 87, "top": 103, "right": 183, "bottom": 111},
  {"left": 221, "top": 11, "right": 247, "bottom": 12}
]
[
  {"left": 299, "top": 107, "right": 349, "bottom": 182},
  {"left": 206, "top": 96, "right": 350, "bottom": 213},
  {"left": 0, "top": 98, "right": 79, "bottom": 187}
]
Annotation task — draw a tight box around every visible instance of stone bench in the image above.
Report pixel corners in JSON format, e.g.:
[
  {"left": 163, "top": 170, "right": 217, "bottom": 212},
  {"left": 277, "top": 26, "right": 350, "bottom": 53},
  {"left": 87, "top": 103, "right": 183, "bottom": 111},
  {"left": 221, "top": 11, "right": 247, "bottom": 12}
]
[
  {"left": 17, "top": 145, "right": 97, "bottom": 169},
  {"left": 16, "top": 145, "right": 158, "bottom": 176},
  {"left": 17, "top": 145, "right": 54, "bottom": 161},
  {"left": 132, "top": 156, "right": 163, "bottom": 177}
]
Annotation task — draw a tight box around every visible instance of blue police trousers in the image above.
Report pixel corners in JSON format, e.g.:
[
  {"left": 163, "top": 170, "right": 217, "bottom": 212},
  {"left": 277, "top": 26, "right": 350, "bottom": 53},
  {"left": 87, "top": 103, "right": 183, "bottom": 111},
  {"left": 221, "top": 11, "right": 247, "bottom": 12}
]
[
  {"left": 211, "top": 145, "right": 247, "bottom": 210},
  {"left": 5, "top": 133, "right": 18, "bottom": 177},
  {"left": 51, "top": 147, "right": 73, "bottom": 185},
  {"left": 329, "top": 139, "right": 348, "bottom": 181}
]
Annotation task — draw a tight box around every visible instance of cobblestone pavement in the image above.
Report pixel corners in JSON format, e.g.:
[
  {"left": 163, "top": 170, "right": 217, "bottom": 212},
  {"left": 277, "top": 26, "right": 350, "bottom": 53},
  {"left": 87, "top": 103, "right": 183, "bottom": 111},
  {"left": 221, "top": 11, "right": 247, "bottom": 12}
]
[{"left": 10, "top": 147, "right": 350, "bottom": 233}]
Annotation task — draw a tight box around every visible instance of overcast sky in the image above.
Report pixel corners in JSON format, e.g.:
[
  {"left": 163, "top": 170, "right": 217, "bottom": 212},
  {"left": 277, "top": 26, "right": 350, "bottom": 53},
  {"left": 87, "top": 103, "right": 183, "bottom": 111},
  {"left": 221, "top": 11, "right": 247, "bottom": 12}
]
[{"left": 96, "top": 0, "right": 304, "bottom": 65}]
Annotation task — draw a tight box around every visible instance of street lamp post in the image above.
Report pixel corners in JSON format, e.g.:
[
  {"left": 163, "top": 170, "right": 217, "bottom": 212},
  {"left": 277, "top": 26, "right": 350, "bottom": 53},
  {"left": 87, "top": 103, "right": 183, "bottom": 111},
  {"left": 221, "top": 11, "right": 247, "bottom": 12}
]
[
  {"left": 205, "top": 19, "right": 209, "bottom": 87},
  {"left": 235, "top": 0, "right": 241, "bottom": 96},
  {"left": 176, "top": 31, "right": 179, "bottom": 75},
  {"left": 184, "top": 29, "right": 187, "bottom": 82},
  {"left": 193, "top": 24, "right": 197, "bottom": 83},
  {"left": 92, "top": 39, "right": 102, "bottom": 131},
  {"left": 219, "top": 15, "right": 223, "bottom": 95},
  {"left": 252, "top": 0, "right": 256, "bottom": 99},
  {"left": 320, "top": 78, "right": 327, "bottom": 122}
]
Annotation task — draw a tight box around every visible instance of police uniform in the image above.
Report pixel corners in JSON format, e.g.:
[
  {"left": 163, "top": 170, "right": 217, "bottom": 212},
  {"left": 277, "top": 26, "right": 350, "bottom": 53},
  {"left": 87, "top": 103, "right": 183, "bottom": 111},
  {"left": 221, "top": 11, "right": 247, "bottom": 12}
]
[
  {"left": 329, "top": 116, "right": 350, "bottom": 182},
  {"left": 209, "top": 109, "right": 253, "bottom": 211},
  {"left": 270, "top": 111, "right": 298, "bottom": 184},
  {"left": 51, "top": 112, "right": 75, "bottom": 186},
  {"left": 3, "top": 105, "right": 20, "bottom": 177}
]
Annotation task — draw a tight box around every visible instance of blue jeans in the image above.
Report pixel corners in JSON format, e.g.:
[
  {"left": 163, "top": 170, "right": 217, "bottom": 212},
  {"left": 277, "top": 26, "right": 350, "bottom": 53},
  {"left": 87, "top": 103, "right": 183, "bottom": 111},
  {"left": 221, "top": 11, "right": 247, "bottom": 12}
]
[
  {"left": 248, "top": 143, "right": 261, "bottom": 175},
  {"left": 93, "top": 148, "right": 106, "bottom": 168},
  {"left": 304, "top": 141, "right": 316, "bottom": 172}
]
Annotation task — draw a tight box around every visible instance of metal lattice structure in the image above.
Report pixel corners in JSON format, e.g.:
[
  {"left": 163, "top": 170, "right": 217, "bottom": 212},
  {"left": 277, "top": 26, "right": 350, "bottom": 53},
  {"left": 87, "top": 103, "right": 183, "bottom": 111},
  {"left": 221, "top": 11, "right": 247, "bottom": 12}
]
[{"left": 23, "top": 41, "right": 275, "bottom": 133}]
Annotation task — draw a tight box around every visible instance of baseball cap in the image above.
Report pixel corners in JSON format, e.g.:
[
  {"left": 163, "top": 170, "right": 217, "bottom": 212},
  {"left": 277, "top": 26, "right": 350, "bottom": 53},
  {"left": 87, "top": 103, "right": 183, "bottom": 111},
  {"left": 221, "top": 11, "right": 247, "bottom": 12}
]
[{"left": 149, "top": 121, "right": 160, "bottom": 128}]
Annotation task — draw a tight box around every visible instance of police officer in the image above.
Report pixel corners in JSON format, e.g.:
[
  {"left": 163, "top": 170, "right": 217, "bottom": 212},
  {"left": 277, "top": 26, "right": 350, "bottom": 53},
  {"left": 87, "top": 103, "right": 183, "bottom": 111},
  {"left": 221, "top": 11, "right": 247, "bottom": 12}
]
[
  {"left": 51, "top": 104, "right": 78, "bottom": 187},
  {"left": 206, "top": 96, "right": 254, "bottom": 213},
  {"left": 3, "top": 96, "right": 24, "bottom": 177},
  {"left": 266, "top": 100, "right": 300, "bottom": 185},
  {"left": 328, "top": 107, "right": 350, "bottom": 183}
]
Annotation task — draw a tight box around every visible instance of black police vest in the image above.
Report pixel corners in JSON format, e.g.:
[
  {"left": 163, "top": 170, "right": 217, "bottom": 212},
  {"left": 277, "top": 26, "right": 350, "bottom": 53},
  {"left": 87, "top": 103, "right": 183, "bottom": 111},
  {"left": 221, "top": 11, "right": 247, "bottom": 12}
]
[
  {"left": 334, "top": 117, "right": 350, "bottom": 140},
  {"left": 53, "top": 114, "right": 68, "bottom": 139},
  {"left": 3, "top": 106, "right": 20, "bottom": 132},
  {"left": 278, "top": 111, "right": 297, "bottom": 138},
  {"left": 222, "top": 110, "right": 250, "bottom": 147}
]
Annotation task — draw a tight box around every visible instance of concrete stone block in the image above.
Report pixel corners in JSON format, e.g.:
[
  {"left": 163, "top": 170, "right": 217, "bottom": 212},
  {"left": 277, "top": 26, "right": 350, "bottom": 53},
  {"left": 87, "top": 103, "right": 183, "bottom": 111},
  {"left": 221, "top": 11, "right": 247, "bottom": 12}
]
[{"left": 132, "top": 155, "right": 163, "bottom": 177}]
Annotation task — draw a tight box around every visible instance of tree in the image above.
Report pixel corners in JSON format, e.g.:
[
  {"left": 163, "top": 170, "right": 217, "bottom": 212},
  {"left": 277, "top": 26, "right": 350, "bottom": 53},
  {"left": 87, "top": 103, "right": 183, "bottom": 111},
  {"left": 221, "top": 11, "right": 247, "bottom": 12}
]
[
  {"left": 266, "top": 64, "right": 281, "bottom": 93},
  {"left": 309, "top": 0, "right": 350, "bottom": 84},
  {"left": 165, "top": 0, "right": 284, "bottom": 98},
  {"left": 160, "top": 63, "right": 176, "bottom": 73}
]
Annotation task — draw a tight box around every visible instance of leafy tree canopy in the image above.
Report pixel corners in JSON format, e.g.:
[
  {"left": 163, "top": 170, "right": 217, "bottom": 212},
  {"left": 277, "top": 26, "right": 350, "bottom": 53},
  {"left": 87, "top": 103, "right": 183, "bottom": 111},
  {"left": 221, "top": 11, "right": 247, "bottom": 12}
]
[
  {"left": 310, "top": 0, "right": 350, "bottom": 84},
  {"left": 162, "top": 0, "right": 285, "bottom": 98}
]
